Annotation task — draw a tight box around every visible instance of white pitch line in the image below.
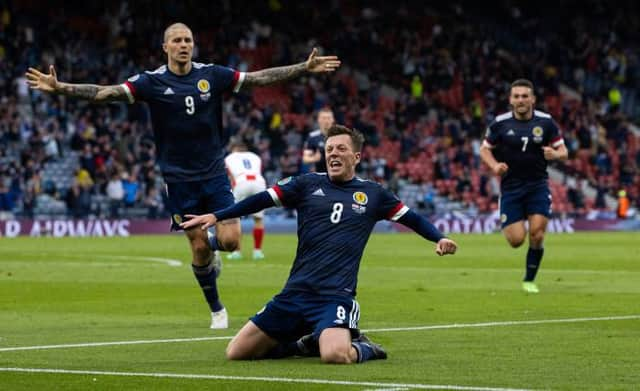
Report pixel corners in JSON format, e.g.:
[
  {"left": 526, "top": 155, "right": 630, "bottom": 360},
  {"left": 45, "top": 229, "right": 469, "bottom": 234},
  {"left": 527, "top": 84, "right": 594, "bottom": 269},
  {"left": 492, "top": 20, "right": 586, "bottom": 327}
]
[
  {"left": 0, "top": 368, "right": 536, "bottom": 391},
  {"left": 0, "top": 336, "right": 231, "bottom": 352},
  {"left": 99, "top": 255, "right": 182, "bottom": 267},
  {"left": 361, "top": 314, "right": 640, "bottom": 333},
  {"left": 1, "top": 314, "right": 638, "bottom": 353},
  {"left": 0, "top": 252, "right": 183, "bottom": 267}
]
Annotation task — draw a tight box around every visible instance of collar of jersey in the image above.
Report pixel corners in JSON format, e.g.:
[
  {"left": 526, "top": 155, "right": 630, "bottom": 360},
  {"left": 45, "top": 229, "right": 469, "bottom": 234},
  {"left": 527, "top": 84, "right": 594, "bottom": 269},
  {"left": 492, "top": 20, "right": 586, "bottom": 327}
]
[
  {"left": 327, "top": 175, "right": 358, "bottom": 186},
  {"left": 166, "top": 62, "right": 194, "bottom": 77}
]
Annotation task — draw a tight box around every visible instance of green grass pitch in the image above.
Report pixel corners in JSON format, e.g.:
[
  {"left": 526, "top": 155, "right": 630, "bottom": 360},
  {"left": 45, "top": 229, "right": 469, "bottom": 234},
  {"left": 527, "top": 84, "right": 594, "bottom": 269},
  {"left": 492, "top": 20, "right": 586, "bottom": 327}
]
[{"left": 1, "top": 232, "right": 639, "bottom": 390}]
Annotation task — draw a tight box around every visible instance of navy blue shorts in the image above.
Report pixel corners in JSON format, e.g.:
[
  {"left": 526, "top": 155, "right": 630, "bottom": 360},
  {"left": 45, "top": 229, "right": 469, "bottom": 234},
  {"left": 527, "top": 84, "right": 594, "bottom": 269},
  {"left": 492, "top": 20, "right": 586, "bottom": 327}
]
[
  {"left": 499, "top": 180, "right": 552, "bottom": 228},
  {"left": 250, "top": 291, "right": 361, "bottom": 343},
  {"left": 166, "top": 175, "right": 235, "bottom": 230}
]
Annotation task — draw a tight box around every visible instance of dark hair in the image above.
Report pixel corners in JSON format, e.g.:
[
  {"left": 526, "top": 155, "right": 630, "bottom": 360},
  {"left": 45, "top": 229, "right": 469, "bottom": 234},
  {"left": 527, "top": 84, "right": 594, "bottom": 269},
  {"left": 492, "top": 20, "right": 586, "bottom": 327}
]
[
  {"left": 325, "top": 125, "right": 365, "bottom": 152},
  {"left": 229, "top": 139, "right": 248, "bottom": 151},
  {"left": 317, "top": 107, "right": 333, "bottom": 116},
  {"left": 510, "top": 79, "right": 534, "bottom": 92}
]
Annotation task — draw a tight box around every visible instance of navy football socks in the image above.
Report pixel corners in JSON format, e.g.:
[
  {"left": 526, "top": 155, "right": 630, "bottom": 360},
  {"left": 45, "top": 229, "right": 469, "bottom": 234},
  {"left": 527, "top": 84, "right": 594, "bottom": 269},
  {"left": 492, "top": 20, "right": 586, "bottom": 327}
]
[
  {"left": 524, "top": 247, "right": 544, "bottom": 282},
  {"left": 352, "top": 341, "right": 387, "bottom": 363},
  {"left": 192, "top": 260, "right": 223, "bottom": 312}
]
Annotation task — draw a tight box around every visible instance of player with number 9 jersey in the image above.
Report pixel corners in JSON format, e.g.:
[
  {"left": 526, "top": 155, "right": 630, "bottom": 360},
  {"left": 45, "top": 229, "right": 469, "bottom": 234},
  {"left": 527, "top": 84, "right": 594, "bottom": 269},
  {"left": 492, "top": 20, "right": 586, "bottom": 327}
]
[
  {"left": 25, "top": 22, "right": 343, "bottom": 330},
  {"left": 122, "top": 63, "right": 241, "bottom": 185}
]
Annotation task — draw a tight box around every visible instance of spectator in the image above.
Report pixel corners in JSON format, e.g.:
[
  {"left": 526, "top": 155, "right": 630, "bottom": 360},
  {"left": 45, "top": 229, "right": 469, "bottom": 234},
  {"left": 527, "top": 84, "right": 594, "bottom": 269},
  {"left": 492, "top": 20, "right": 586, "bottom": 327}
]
[
  {"left": 143, "top": 186, "right": 162, "bottom": 219},
  {"left": 0, "top": 1, "right": 635, "bottom": 220},
  {"left": 0, "top": 178, "right": 14, "bottom": 214},
  {"left": 106, "top": 172, "right": 124, "bottom": 217},
  {"left": 567, "top": 180, "right": 586, "bottom": 215},
  {"left": 65, "top": 179, "right": 91, "bottom": 218},
  {"left": 617, "top": 189, "right": 630, "bottom": 218},
  {"left": 121, "top": 171, "right": 139, "bottom": 208}
]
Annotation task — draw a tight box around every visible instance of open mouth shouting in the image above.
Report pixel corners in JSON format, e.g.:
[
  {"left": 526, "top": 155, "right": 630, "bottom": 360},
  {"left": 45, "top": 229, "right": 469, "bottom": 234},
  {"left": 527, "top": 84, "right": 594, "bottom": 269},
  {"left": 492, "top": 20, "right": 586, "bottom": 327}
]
[{"left": 329, "top": 159, "right": 343, "bottom": 169}]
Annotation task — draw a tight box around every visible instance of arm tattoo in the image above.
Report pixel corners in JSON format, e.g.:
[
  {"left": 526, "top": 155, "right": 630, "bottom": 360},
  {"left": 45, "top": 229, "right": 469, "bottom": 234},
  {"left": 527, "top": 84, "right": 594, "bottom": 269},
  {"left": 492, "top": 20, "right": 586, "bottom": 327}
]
[
  {"left": 57, "top": 83, "right": 128, "bottom": 103},
  {"left": 243, "top": 62, "right": 307, "bottom": 88}
]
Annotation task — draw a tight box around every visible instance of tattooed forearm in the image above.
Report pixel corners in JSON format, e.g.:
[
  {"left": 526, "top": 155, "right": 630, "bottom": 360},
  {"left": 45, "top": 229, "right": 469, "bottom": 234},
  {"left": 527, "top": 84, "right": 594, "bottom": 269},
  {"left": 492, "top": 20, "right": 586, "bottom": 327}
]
[
  {"left": 58, "top": 83, "right": 98, "bottom": 99},
  {"left": 243, "top": 62, "right": 307, "bottom": 88},
  {"left": 57, "top": 83, "right": 128, "bottom": 102}
]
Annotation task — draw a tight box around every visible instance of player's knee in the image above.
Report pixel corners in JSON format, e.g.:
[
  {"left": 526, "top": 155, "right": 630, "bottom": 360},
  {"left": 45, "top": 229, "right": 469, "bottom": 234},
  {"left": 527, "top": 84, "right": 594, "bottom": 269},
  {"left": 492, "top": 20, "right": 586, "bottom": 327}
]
[
  {"left": 215, "top": 226, "right": 241, "bottom": 251},
  {"left": 529, "top": 230, "right": 545, "bottom": 247},
  {"left": 508, "top": 237, "right": 525, "bottom": 248},
  {"left": 192, "top": 241, "right": 211, "bottom": 260},
  {"left": 225, "top": 343, "right": 247, "bottom": 361},
  {"left": 218, "top": 237, "right": 240, "bottom": 252},
  {"left": 320, "top": 347, "right": 355, "bottom": 364}
]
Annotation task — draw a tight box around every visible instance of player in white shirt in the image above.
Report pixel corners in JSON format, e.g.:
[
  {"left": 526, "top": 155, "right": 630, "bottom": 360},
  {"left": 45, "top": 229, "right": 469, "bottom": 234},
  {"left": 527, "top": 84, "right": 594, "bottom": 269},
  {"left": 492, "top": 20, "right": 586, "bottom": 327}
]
[{"left": 224, "top": 141, "right": 267, "bottom": 260}]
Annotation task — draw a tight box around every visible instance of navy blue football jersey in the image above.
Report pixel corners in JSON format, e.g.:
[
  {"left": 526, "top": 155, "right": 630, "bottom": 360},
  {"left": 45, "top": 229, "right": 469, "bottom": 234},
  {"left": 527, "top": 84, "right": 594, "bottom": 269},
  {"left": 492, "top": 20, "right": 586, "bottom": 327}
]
[
  {"left": 267, "top": 173, "right": 408, "bottom": 297},
  {"left": 121, "top": 63, "right": 244, "bottom": 183},
  {"left": 304, "top": 129, "right": 326, "bottom": 172},
  {"left": 484, "top": 110, "right": 564, "bottom": 189}
]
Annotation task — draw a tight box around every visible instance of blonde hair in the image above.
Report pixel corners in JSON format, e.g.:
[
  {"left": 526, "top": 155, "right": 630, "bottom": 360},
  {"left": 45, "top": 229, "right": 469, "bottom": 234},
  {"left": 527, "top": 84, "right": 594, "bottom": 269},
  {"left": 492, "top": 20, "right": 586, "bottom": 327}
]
[{"left": 163, "top": 23, "right": 192, "bottom": 43}]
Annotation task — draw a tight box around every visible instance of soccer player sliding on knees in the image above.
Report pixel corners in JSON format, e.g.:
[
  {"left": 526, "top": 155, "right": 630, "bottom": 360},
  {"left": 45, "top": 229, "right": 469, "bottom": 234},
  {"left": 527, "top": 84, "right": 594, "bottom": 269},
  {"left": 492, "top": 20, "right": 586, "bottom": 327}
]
[{"left": 181, "top": 125, "right": 457, "bottom": 364}]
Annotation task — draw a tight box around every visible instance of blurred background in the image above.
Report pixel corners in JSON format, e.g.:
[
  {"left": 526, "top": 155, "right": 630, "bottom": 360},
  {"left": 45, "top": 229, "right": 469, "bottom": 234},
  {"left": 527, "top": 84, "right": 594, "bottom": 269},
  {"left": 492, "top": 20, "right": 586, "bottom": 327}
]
[{"left": 0, "top": 0, "right": 638, "bottom": 227}]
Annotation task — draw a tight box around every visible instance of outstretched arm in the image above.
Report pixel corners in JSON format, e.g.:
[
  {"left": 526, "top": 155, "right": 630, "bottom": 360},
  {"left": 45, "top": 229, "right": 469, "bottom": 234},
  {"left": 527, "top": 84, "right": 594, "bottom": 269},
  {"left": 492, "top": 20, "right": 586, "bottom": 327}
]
[
  {"left": 396, "top": 209, "right": 457, "bottom": 256},
  {"left": 180, "top": 191, "right": 276, "bottom": 230},
  {"left": 242, "top": 48, "right": 340, "bottom": 89},
  {"left": 26, "top": 65, "right": 129, "bottom": 103}
]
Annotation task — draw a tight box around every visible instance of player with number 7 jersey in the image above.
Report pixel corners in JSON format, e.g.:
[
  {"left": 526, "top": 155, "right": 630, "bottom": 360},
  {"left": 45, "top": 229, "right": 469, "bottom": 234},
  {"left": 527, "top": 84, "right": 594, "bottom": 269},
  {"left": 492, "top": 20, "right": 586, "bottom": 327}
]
[{"left": 480, "top": 79, "right": 568, "bottom": 294}]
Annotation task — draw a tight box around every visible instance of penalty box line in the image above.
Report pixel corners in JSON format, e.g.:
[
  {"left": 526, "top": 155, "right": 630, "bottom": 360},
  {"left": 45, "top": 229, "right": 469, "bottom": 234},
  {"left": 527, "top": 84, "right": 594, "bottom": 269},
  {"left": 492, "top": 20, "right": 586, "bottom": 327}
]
[{"left": 1, "top": 314, "right": 638, "bottom": 353}]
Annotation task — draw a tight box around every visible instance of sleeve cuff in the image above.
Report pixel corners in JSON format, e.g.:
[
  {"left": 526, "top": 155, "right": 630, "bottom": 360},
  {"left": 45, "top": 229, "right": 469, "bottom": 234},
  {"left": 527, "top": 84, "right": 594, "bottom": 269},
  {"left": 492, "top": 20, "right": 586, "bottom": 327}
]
[
  {"left": 121, "top": 82, "right": 135, "bottom": 103},
  {"left": 232, "top": 72, "right": 246, "bottom": 93},
  {"left": 267, "top": 187, "right": 283, "bottom": 207}
]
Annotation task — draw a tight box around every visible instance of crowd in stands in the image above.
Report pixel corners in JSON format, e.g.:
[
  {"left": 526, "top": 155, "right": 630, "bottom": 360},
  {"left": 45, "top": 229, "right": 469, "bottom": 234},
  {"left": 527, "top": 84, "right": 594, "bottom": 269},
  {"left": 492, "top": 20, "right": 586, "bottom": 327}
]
[{"left": 0, "top": 0, "right": 638, "bottom": 220}]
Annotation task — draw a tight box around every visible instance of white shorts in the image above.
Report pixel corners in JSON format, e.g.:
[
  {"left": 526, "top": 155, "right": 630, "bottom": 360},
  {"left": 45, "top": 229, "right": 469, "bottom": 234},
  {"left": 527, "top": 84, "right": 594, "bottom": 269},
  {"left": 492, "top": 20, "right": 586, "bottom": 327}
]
[{"left": 233, "top": 176, "right": 267, "bottom": 218}]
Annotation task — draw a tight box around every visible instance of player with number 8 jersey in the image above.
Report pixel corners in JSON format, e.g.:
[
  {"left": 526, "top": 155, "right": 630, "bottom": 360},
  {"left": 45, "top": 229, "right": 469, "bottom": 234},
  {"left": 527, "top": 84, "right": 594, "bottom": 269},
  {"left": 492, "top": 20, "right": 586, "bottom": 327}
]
[
  {"left": 180, "top": 125, "right": 458, "bottom": 364},
  {"left": 268, "top": 173, "right": 407, "bottom": 296}
]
